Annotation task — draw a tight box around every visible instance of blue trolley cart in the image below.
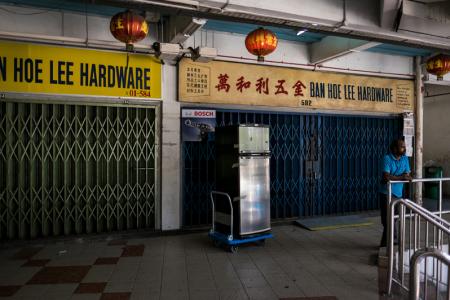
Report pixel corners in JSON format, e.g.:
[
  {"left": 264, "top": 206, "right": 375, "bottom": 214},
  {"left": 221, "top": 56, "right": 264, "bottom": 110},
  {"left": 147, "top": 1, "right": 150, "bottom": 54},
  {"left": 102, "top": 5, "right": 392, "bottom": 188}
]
[{"left": 209, "top": 191, "right": 273, "bottom": 253}]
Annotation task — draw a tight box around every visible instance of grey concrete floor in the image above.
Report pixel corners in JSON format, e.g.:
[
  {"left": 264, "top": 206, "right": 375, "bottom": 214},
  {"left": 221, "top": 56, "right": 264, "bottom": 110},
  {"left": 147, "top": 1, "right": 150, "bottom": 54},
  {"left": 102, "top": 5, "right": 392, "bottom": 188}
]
[{"left": 0, "top": 217, "right": 386, "bottom": 300}]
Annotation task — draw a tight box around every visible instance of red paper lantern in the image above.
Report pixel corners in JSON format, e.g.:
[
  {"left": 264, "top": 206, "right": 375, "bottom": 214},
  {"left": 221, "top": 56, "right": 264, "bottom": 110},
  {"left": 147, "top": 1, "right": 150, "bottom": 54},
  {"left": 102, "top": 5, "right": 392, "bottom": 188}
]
[
  {"left": 245, "top": 27, "right": 278, "bottom": 62},
  {"left": 426, "top": 54, "right": 450, "bottom": 81},
  {"left": 110, "top": 10, "right": 148, "bottom": 51}
]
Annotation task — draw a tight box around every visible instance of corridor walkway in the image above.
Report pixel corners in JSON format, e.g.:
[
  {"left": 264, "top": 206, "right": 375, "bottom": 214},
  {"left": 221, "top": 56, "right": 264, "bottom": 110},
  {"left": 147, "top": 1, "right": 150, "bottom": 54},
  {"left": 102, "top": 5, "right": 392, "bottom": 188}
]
[{"left": 0, "top": 217, "right": 385, "bottom": 300}]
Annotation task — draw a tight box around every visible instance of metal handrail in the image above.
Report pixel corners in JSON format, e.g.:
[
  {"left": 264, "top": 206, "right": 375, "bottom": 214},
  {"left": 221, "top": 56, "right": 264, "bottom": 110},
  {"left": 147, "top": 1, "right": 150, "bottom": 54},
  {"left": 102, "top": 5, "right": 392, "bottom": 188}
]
[
  {"left": 210, "top": 191, "right": 234, "bottom": 240},
  {"left": 388, "top": 177, "right": 450, "bottom": 222},
  {"left": 410, "top": 248, "right": 450, "bottom": 300},
  {"left": 386, "top": 177, "right": 450, "bottom": 299},
  {"left": 387, "top": 198, "right": 450, "bottom": 294},
  {"left": 389, "top": 178, "right": 450, "bottom": 183},
  {"left": 389, "top": 177, "right": 450, "bottom": 218},
  {"left": 387, "top": 177, "right": 450, "bottom": 252}
]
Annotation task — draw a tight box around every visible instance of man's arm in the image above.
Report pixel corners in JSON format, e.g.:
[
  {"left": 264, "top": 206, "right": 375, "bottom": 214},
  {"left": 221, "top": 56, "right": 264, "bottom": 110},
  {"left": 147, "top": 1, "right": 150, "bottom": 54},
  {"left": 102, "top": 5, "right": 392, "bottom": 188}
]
[{"left": 382, "top": 172, "right": 412, "bottom": 183}]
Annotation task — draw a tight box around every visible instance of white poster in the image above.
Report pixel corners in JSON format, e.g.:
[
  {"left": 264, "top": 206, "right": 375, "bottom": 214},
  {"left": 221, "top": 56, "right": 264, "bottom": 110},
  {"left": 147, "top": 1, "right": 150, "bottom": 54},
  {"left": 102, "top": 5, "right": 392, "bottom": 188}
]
[
  {"left": 405, "top": 135, "right": 414, "bottom": 157},
  {"left": 403, "top": 112, "right": 415, "bottom": 137},
  {"left": 403, "top": 112, "right": 414, "bottom": 157}
]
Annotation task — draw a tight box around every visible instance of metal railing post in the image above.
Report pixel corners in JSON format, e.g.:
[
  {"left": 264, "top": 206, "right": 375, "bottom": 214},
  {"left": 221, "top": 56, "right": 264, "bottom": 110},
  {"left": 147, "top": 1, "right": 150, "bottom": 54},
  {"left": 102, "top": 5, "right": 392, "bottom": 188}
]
[
  {"left": 440, "top": 179, "right": 443, "bottom": 219},
  {"left": 387, "top": 194, "right": 396, "bottom": 295},
  {"left": 410, "top": 248, "right": 450, "bottom": 300},
  {"left": 399, "top": 204, "right": 406, "bottom": 285}
]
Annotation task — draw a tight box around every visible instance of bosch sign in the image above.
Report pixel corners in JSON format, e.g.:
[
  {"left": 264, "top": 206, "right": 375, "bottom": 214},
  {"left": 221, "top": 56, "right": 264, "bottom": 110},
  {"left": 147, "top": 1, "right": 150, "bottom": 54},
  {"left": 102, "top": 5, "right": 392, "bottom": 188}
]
[
  {"left": 182, "top": 109, "right": 216, "bottom": 118},
  {"left": 194, "top": 111, "right": 214, "bottom": 117}
]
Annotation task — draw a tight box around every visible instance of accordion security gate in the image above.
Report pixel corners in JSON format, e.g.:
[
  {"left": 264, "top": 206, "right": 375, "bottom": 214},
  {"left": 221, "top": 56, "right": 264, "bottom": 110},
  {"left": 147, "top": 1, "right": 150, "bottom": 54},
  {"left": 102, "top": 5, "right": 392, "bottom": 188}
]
[
  {"left": 0, "top": 101, "right": 158, "bottom": 240},
  {"left": 183, "top": 109, "right": 402, "bottom": 227}
]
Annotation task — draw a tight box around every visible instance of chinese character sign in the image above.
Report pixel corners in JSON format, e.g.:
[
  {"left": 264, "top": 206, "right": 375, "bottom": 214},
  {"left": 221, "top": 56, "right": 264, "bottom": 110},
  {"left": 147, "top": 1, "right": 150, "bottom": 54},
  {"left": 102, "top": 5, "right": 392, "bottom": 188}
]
[
  {"left": 186, "top": 66, "right": 210, "bottom": 96},
  {"left": 179, "top": 59, "right": 414, "bottom": 114}
]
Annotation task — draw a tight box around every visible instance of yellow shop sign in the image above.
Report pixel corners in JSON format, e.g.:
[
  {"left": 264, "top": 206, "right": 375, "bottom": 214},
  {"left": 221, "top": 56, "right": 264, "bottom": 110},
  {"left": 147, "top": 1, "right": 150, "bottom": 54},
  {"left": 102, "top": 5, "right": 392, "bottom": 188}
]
[{"left": 0, "top": 41, "right": 162, "bottom": 99}]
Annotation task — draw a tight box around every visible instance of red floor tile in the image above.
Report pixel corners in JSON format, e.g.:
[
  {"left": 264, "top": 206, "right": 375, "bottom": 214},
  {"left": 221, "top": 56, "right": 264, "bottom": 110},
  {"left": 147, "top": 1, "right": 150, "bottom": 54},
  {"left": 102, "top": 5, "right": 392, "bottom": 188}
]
[
  {"left": 121, "top": 245, "right": 144, "bottom": 257},
  {"left": 100, "top": 292, "right": 131, "bottom": 300},
  {"left": 11, "top": 247, "right": 43, "bottom": 260},
  {"left": 107, "top": 240, "right": 127, "bottom": 246},
  {"left": 280, "top": 297, "right": 338, "bottom": 300},
  {"left": 22, "top": 259, "right": 51, "bottom": 267},
  {"left": 0, "top": 285, "right": 21, "bottom": 297},
  {"left": 75, "top": 282, "right": 107, "bottom": 294},
  {"left": 27, "top": 266, "right": 91, "bottom": 284},
  {"left": 94, "top": 257, "right": 119, "bottom": 265}
]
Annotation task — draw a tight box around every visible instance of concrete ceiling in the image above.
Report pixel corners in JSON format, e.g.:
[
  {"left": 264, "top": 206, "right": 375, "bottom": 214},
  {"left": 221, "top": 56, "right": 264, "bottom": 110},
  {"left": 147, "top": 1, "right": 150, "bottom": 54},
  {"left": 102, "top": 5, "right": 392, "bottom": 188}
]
[
  {"left": 0, "top": 0, "right": 437, "bottom": 60},
  {"left": 203, "top": 19, "right": 433, "bottom": 59},
  {"left": 95, "top": 0, "right": 450, "bottom": 52}
]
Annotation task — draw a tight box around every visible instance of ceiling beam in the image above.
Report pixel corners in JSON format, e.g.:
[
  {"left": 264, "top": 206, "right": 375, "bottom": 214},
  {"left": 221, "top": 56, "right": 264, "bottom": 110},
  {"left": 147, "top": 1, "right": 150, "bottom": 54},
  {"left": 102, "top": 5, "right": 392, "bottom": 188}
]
[{"left": 309, "top": 36, "right": 381, "bottom": 64}]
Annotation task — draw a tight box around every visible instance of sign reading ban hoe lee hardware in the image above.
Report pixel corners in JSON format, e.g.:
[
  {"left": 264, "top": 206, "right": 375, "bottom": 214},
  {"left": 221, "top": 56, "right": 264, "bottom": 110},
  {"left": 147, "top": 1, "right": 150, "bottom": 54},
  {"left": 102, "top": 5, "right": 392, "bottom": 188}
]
[
  {"left": 178, "top": 58, "right": 414, "bottom": 114},
  {"left": 0, "top": 41, "right": 162, "bottom": 99}
]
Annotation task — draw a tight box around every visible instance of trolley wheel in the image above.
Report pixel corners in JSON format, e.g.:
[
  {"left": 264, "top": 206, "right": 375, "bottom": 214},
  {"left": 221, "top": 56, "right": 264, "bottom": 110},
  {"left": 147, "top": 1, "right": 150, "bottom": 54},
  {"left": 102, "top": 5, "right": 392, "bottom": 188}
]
[
  {"left": 213, "top": 239, "right": 222, "bottom": 248},
  {"left": 229, "top": 245, "right": 238, "bottom": 253},
  {"left": 256, "top": 239, "right": 266, "bottom": 246}
]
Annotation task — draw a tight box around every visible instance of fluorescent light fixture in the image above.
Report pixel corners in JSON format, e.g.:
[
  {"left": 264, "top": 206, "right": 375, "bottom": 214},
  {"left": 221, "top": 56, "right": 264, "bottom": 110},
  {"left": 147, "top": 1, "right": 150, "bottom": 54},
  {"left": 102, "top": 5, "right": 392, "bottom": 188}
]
[
  {"left": 297, "top": 29, "right": 307, "bottom": 36},
  {"left": 311, "top": 23, "right": 318, "bottom": 26}
]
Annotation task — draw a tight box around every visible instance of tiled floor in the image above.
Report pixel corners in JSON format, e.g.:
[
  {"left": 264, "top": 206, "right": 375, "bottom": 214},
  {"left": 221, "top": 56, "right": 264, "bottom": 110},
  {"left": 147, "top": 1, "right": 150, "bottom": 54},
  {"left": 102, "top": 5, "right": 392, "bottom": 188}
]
[{"left": 0, "top": 217, "right": 387, "bottom": 300}]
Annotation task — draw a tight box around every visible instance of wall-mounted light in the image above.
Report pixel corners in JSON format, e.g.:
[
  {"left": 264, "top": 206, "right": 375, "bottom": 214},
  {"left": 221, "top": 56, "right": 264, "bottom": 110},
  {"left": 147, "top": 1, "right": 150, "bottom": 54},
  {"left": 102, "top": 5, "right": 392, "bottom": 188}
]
[{"left": 296, "top": 29, "right": 307, "bottom": 36}]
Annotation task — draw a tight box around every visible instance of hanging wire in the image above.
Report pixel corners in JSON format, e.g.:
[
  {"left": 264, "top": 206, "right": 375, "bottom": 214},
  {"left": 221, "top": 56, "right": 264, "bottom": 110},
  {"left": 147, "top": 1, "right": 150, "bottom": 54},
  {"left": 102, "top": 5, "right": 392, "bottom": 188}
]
[{"left": 84, "top": 0, "right": 89, "bottom": 47}]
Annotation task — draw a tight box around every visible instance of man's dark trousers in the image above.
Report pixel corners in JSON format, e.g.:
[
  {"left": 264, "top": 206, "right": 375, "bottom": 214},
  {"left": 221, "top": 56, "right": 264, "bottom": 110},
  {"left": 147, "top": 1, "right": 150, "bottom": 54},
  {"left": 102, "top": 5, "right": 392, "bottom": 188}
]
[{"left": 380, "top": 193, "right": 399, "bottom": 247}]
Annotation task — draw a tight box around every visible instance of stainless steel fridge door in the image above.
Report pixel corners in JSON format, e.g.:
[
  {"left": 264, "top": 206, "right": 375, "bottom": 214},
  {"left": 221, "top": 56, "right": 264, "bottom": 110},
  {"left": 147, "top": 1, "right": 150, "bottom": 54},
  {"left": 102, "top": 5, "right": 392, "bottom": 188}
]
[
  {"left": 238, "top": 126, "right": 270, "bottom": 154},
  {"left": 239, "top": 156, "right": 271, "bottom": 235}
]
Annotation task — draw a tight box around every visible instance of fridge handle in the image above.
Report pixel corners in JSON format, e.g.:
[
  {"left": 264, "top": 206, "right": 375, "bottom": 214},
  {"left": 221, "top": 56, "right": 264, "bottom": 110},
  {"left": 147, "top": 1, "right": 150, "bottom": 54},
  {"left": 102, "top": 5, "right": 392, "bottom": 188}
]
[{"left": 233, "top": 196, "right": 246, "bottom": 202}]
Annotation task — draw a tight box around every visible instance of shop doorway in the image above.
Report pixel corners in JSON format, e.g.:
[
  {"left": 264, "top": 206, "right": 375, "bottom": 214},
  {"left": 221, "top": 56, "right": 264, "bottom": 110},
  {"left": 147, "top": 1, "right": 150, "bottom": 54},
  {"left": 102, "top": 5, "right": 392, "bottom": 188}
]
[
  {"left": 182, "top": 109, "right": 402, "bottom": 227},
  {"left": 0, "top": 100, "right": 159, "bottom": 239}
]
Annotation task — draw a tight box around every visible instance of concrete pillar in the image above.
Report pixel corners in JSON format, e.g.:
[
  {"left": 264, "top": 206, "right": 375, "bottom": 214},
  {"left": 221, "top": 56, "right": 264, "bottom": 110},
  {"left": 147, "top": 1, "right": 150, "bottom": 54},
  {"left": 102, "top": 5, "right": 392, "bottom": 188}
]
[
  {"left": 161, "top": 64, "right": 181, "bottom": 230},
  {"left": 414, "top": 56, "right": 424, "bottom": 205}
]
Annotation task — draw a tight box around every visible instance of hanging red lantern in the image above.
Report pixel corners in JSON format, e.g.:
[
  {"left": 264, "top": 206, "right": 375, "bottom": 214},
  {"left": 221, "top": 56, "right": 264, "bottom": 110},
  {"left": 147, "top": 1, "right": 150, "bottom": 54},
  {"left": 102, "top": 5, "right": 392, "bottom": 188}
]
[
  {"left": 110, "top": 10, "right": 148, "bottom": 51},
  {"left": 426, "top": 54, "right": 450, "bottom": 81},
  {"left": 245, "top": 27, "right": 278, "bottom": 62}
]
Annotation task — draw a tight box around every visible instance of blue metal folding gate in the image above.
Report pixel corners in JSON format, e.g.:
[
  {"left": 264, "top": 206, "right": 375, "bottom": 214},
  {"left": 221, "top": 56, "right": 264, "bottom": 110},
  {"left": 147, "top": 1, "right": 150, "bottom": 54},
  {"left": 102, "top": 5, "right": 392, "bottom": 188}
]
[{"left": 182, "top": 109, "right": 402, "bottom": 227}]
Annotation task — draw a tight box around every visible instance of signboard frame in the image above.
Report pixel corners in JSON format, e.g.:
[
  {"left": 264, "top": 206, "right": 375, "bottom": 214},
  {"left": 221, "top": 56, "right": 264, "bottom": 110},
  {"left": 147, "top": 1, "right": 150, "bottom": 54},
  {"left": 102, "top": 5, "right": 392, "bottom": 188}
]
[
  {"left": 178, "top": 58, "right": 414, "bottom": 114},
  {"left": 0, "top": 41, "right": 162, "bottom": 100}
]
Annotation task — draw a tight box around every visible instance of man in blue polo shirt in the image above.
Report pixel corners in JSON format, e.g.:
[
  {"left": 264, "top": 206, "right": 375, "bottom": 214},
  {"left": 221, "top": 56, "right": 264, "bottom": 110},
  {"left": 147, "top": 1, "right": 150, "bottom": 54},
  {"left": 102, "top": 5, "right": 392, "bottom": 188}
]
[{"left": 379, "top": 139, "right": 412, "bottom": 247}]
